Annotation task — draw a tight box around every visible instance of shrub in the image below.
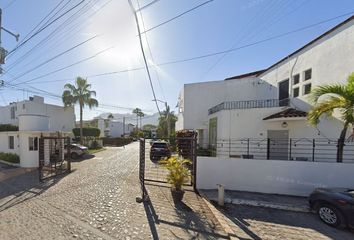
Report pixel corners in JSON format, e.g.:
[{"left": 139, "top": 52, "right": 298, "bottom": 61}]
[
  {"left": 0, "top": 152, "right": 20, "bottom": 164},
  {"left": 102, "top": 137, "right": 133, "bottom": 147},
  {"left": 0, "top": 124, "right": 19, "bottom": 132},
  {"left": 72, "top": 128, "right": 100, "bottom": 137}
]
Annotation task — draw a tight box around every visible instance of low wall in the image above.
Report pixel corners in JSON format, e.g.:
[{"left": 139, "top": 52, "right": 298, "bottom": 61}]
[{"left": 197, "top": 157, "right": 354, "bottom": 196}]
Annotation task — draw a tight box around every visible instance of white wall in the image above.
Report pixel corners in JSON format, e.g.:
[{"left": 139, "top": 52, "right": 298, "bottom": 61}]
[
  {"left": 177, "top": 18, "right": 354, "bottom": 148},
  {"left": 0, "top": 95, "right": 75, "bottom": 132},
  {"left": 0, "top": 132, "right": 20, "bottom": 155},
  {"left": 197, "top": 156, "right": 354, "bottom": 196},
  {"left": 98, "top": 119, "right": 134, "bottom": 137},
  {"left": 19, "top": 132, "right": 41, "bottom": 168}
]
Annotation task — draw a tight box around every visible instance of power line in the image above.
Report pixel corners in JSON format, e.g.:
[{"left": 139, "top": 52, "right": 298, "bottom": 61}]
[
  {"left": 128, "top": 0, "right": 161, "bottom": 115},
  {"left": 6, "top": 0, "right": 85, "bottom": 57},
  {"left": 6, "top": 11, "right": 354, "bottom": 86},
  {"left": 140, "top": 0, "right": 214, "bottom": 34},
  {"left": 9, "top": 46, "right": 116, "bottom": 86},
  {"left": 137, "top": 0, "right": 166, "bottom": 102},
  {"left": 3, "top": 0, "right": 18, "bottom": 9},
  {"left": 7, "top": 35, "right": 98, "bottom": 84},
  {"left": 136, "top": 0, "right": 160, "bottom": 12},
  {"left": 5, "top": 0, "right": 98, "bottom": 71}
]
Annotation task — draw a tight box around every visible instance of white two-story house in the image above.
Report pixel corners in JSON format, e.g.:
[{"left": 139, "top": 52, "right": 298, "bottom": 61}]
[
  {"left": 176, "top": 15, "right": 354, "bottom": 162},
  {"left": 0, "top": 95, "right": 75, "bottom": 168}
]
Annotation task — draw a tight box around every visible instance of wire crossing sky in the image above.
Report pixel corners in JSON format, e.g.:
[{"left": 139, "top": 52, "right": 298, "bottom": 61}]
[{"left": 0, "top": 0, "right": 353, "bottom": 120}]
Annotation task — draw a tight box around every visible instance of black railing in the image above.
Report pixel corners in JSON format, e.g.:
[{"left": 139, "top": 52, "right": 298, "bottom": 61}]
[
  {"left": 208, "top": 138, "right": 354, "bottom": 163},
  {"left": 208, "top": 98, "right": 290, "bottom": 115}
]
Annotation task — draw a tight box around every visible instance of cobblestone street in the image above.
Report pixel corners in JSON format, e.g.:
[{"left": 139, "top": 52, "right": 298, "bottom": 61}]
[
  {"left": 0, "top": 143, "right": 226, "bottom": 240},
  {"left": 224, "top": 204, "right": 354, "bottom": 240}
]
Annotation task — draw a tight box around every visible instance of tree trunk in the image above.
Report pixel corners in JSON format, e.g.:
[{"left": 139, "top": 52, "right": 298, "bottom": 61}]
[
  {"left": 136, "top": 116, "right": 139, "bottom": 131},
  {"left": 337, "top": 122, "right": 348, "bottom": 162},
  {"left": 80, "top": 104, "right": 83, "bottom": 145},
  {"left": 167, "top": 114, "right": 170, "bottom": 139}
]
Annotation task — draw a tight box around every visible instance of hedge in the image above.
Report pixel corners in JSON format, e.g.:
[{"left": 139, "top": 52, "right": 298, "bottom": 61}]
[
  {"left": 72, "top": 128, "right": 100, "bottom": 137},
  {"left": 102, "top": 137, "right": 133, "bottom": 147},
  {"left": 0, "top": 152, "right": 20, "bottom": 164},
  {"left": 0, "top": 124, "right": 19, "bottom": 132}
]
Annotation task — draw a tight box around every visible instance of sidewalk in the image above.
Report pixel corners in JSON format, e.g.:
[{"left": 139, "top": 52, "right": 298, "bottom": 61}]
[
  {"left": 200, "top": 189, "right": 310, "bottom": 212},
  {"left": 144, "top": 182, "right": 229, "bottom": 239}
]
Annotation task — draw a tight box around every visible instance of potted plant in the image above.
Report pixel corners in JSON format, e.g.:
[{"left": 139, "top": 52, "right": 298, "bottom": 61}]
[{"left": 159, "top": 156, "right": 191, "bottom": 202}]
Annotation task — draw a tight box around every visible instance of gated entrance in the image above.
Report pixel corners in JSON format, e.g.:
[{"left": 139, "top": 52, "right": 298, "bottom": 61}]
[
  {"left": 139, "top": 135, "right": 197, "bottom": 198},
  {"left": 38, "top": 136, "right": 71, "bottom": 181}
]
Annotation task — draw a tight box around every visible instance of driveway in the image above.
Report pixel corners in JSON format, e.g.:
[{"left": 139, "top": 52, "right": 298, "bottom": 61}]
[
  {"left": 224, "top": 204, "right": 354, "bottom": 240},
  {"left": 0, "top": 143, "right": 225, "bottom": 239}
]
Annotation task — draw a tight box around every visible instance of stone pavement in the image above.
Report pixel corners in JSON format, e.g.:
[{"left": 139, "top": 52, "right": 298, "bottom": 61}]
[
  {"left": 0, "top": 143, "right": 226, "bottom": 240},
  {"left": 222, "top": 204, "right": 354, "bottom": 240}
]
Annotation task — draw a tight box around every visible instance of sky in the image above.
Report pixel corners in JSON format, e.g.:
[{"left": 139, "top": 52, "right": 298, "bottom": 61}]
[{"left": 0, "top": 0, "right": 353, "bottom": 120}]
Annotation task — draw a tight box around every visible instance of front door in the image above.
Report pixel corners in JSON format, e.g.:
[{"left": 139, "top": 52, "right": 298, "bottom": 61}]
[
  {"left": 267, "top": 130, "right": 289, "bottom": 160},
  {"left": 278, "top": 79, "right": 289, "bottom": 106}
]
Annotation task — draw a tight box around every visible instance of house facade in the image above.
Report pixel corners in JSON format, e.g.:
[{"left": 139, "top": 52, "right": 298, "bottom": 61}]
[
  {"left": 97, "top": 118, "right": 134, "bottom": 138},
  {"left": 0, "top": 96, "right": 75, "bottom": 168},
  {"left": 176, "top": 16, "right": 354, "bottom": 162},
  {"left": 0, "top": 95, "right": 75, "bottom": 132}
]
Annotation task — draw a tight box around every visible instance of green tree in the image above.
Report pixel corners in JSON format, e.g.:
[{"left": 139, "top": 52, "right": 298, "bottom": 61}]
[
  {"left": 107, "top": 113, "right": 114, "bottom": 119},
  {"left": 62, "top": 77, "right": 98, "bottom": 144},
  {"left": 157, "top": 104, "right": 177, "bottom": 139},
  {"left": 308, "top": 73, "right": 354, "bottom": 162},
  {"left": 137, "top": 111, "right": 145, "bottom": 129},
  {"left": 132, "top": 108, "right": 142, "bottom": 130}
]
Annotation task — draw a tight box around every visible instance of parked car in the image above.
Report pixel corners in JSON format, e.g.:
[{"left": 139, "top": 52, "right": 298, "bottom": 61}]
[
  {"left": 150, "top": 141, "right": 171, "bottom": 161},
  {"left": 64, "top": 144, "right": 88, "bottom": 159},
  {"left": 309, "top": 188, "right": 354, "bottom": 228}
]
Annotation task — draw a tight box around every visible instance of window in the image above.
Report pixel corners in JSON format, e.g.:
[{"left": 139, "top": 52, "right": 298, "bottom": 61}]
[
  {"left": 10, "top": 106, "right": 16, "bottom": 119},
  {"left": 303, "top": 83, "right": 312, "bottom": 95},
  {"left": 304, "top": 69, "right": 312, "bottom": 81},
  {"left": 23, "top": 104, "right": 26, "bottom": 109},
  {"left": 29, "top": 137, "right": 38, "bottom": 151},
  {"left": 8, "top": 136, "right": 14, "bottom": 149},
  {"left": 293, "top": 74, "right": 300, "bottom": 85},
  {"left": 293, "top": 87, "right": 299, "bottom": 97}
]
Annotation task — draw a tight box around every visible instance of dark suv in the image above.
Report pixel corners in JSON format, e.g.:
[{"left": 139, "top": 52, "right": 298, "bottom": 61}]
[{"left": 150, "top": 141, "right": 171, "bottom": 161}]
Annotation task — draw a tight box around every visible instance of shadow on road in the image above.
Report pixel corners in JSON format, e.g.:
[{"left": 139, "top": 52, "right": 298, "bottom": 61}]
[
  {"left": 0, "top": 169, "right": 72, "bottom": 212},
  {"left": 141, "top": 183, "right": 228, "bottom": 239}
]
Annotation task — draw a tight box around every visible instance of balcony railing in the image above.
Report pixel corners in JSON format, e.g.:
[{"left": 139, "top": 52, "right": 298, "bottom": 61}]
[{"left": 208, "top": 98, "right": 290, "bottom": 115}]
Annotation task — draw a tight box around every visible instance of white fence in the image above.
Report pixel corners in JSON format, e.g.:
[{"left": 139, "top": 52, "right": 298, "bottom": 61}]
[{"left": 197, "top": 156, "right": 354, "bottom": 196}]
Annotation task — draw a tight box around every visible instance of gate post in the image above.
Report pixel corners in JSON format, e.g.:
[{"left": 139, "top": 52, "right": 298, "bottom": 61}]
[
  {"left": 139, "top": 138, "right": 147, "bottom": 200},
  {"left": 192, "top": 135, "right": 198, "bottom": 192},
  {"left": 38, "top": 138, "right": 44, "bottom": 182}
]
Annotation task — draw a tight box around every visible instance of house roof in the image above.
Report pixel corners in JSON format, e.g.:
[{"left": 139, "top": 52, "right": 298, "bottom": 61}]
[
  {"left": 263, "top": 108, "right": 307, "bottom": 120},
  {"left": 225, "top": 69, "right": 266, "bottom": 80},
  {"left": 225, "top": 15, "right": 354, "bottom": 80}
]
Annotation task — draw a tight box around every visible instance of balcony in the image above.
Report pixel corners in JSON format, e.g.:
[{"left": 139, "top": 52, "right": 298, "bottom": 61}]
[{"left": 208, "top": 98, "right": 290, "bottom": 115}]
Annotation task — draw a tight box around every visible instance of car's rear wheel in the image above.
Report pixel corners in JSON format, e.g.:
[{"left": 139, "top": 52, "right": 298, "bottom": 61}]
[
  {"left": 317, "top": 203, "right": 346, "bottom": 228},
  {"left": 71, "top": 152, "right": 79, "bottom": 159}
]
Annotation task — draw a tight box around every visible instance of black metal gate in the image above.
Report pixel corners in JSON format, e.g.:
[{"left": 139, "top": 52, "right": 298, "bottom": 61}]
[
  {"left": 139, "top": 136, "right": 197, "bottom": 194},
  {"left": 39, "top": 136, "right": 71, "bottom": 181}
]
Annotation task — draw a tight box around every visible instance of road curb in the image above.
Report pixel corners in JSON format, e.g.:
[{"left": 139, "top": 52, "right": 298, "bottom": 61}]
[
  {"left": 0, "top": 159, "right": 20, "bottom": 167},
  {"left": 199, "top": 192, "right": 238, "bottom": 240}
]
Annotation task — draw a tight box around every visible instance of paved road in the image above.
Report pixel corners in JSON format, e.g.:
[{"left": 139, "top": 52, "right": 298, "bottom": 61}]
[
  {"left": 224, "top": 204, "right": 354, "bottom": 240},
  {"left": 0, "top": 143, "right": 225, "bottom": 240}
]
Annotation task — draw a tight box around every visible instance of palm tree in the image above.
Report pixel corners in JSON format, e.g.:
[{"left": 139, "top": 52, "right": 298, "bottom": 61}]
[
  {"left": 307, "top": 73, "right": 354, "bottom": 162},
  {"left": 62, "top": 77, "right": 98, "bottom": 144},
  {"left": 158, "top": 104, "right": 177, "bottom": 139},
  {"left": 132, "top": 108, "right": 142, "bottom": 130},
  {"left": 137, "top": 111, "right": 145, "bottom": 130},
  {"left": 107, "top": 113, "right": 114, "bottom": 120}
]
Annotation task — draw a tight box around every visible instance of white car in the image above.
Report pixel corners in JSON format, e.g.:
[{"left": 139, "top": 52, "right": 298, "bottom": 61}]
[{"left": 64, "top": 144, "right": 88, "bottom": 159}]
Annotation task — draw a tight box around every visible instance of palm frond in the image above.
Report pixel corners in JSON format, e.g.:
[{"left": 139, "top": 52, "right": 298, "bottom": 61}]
[
  {"left": 307, "top": 97, "right": 347, "bottom": 125},
  {"left": 309, "top": 84, "right": 349, "bottom": 103}
]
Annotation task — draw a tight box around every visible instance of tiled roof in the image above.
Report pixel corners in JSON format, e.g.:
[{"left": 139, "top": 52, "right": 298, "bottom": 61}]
[{"left": 263, "top": 108, "right": 307, "bottom": 120}]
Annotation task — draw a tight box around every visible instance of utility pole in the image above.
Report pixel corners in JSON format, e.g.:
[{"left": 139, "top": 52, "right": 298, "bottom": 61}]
[{"left": 0, "top": 8, "right": 20, "bottom": 74}]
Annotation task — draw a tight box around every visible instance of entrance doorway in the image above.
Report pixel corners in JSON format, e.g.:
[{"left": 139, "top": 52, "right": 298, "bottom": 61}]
[{"left": 267, "top": 130, "right": 289, "bottom": 160}]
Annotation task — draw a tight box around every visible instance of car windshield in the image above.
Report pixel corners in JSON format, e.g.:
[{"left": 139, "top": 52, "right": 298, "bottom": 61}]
[{"left": 152, "top": 143, "right": 168, "bottom": 148}]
